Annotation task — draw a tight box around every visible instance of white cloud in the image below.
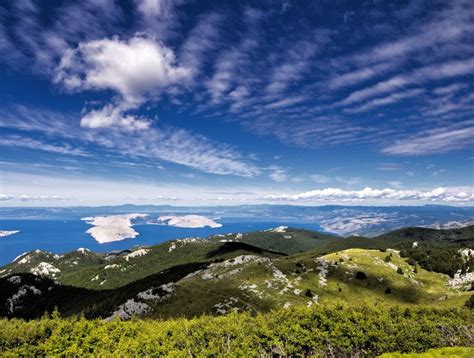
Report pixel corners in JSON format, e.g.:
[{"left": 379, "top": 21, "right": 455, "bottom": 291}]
[
  {"left": 266, "top": 187, "right": 474, "bottom": 203},
  {"left": 0, "top": 135, "right": 88, "bottom": 156},
  {"left": 48, "top": 34, "right": 261, "bottom": 175},
  {"left": 268, "top": 168, "right": 288, "bottom": 182},
  {"left": 0, "top": 194, "right": 67, "bottom": 202},
  {"left": 383, "top": 120, "right": 474, "bottom": 155},
  {"left": 347, "top": 88, "right": 425, "bottom": 113},
  {"left": 136, "top": 0, "right": 177, "bottom": 17},
  {"left": 55, "top": 35, "right": 191, "bottom": 103},
  {"left": 0, "top": 105, "right": 77, "bottom": 137},
  {"left": 265, "top": 95, "right": 308, "bottom": 110},
  {"left": 327, "top": 62, "right": 396, "bottom": 90},
  {"left": 84, "top": 125, "right": 261, "bottom": 177},
  {"left": 0, "top": 194, "right": 14, "bottom": 201},
  {"left": 339, "top": 58, "right": 474, "bottom": 106},
  {"left": 80, "top": 103, "right": 150, "bottom": 130},
  {"left": 432, "top": 83, "right": 467, "bottom": 96},
  {"left": 310, "top": 174, "right": 332, "bottom": 183},
  {"left": 265, "top": 36, "right": 328, "bottom": 96},
  {"left": 179, "top": 12, "right": 223, "bottom": 73},
  {"left": 54, "top": 35, "right": 192, "bottom": 130},
  {"left": 0, "top": 106, "right": 260, "bottom": 177}
]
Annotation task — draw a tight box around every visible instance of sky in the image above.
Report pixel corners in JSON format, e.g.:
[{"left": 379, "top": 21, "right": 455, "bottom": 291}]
[{"left": 0, "top": 0, "right": 473, "bottom": 207}]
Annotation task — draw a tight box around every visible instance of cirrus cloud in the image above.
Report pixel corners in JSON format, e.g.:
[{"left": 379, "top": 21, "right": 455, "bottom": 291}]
[{"left": 383, "top": 120, "right": 474, "bottom": 155}]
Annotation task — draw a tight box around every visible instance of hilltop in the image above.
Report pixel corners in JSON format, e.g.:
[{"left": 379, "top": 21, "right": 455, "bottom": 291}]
[{"left": 0, "top": 226, "right": 472, "bottom": 320}]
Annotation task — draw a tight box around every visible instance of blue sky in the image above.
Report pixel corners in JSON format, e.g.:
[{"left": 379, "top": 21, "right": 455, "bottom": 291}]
[{"left": 0, "top": 0, "right": 473, "bottom": 206}]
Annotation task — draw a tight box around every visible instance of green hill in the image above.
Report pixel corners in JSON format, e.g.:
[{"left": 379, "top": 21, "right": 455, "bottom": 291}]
[
  {"left": 0, "top": 225, "right": 472, "bottom": 320},
  {"left": 3, "top": 225, "right": 472, "bottom": 290},
  {"left": 1, "top": 240, "right": 284, "bottom": 290},
  {"left": 1, "top": 247, "right": 471, "bottom": 320}
]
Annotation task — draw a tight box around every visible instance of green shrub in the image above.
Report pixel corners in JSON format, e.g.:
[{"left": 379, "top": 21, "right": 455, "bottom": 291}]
[{"left": 0, "top": 305, "right": 471, "bottom": 356}]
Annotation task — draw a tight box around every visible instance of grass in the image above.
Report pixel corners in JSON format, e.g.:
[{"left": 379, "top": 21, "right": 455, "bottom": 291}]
[
  {"left": 1, "top": 246, "right": 470, "bottom": 320},
  {"left": 138, "top": 248, "right": 471, "bottom": 319}
]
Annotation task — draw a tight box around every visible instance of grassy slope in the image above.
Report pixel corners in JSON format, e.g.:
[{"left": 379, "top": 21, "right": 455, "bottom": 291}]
[
  {"left": 1, "top": 247, "right": 470, "bottom": 320},
  {"left": 1, "top": 240, "right": 284, "bottom": 289},
  {"left": 145, "top": 247, "right": 471, "bottom": 319},
  {"left": 4, "top": 225, "right": 472, "bottom": 290},
  {"left": 0, "top": 225, "right": 471, "bottom": 307}
]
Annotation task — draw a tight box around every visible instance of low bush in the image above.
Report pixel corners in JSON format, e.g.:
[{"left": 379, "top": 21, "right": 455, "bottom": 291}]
[{"left": 0, "top": 305, "right": 472, "bottom": 356}]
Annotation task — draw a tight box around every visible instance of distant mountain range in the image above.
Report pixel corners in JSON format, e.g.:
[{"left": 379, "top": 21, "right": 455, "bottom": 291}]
[
  {"left": 1, "top": 204, "right": 474, "bottom": 237},
  {"left": 1, "top": 225, "right": 472, "bottom": 320}
]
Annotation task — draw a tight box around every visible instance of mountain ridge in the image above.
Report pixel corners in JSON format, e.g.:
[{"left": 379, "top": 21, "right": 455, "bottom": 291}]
[{"left": 0, "top": 225, "right": 472, "bottom": 320}]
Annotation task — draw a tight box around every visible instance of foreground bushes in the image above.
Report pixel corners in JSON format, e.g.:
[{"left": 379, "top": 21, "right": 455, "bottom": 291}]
[
  {"left": 0, "top": 305, "right": 472, "bottom": 357},
  {"left": 380, "top": 347, "right": 474, "bottom": 357}
]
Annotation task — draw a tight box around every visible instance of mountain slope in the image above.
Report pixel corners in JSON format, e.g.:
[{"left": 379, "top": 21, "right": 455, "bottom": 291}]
[
  {"left": 1, "top": 246, "right": 471, "bottom": 320},
  {"left": 1, "top": 240, "right": 285, "bottom": 289},
  {"left": 1, "top": 226, "right": 473, "bottom": 291}
]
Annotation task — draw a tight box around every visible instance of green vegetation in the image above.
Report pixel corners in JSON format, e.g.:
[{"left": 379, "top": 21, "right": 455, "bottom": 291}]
[
  {"left": 0, "top": 225, "right": 472, "bottom": 356},
  {"left": 380, "top": 347, "right": 474, "bottom": 357},
  {"left": 0, "top": 306, "right": 471, "bottom": 357},
  {"left": 399, "top": 247, "right": 473, "bottom": 277},
  {"left": 3, "top": 225, "right": 472, "bottom": 292},
  {"left": 1, "top": 240, "right": 284, "bottom": 289},
  {"left": 2, "top": 247, "right": 471, "bottom": 320}
]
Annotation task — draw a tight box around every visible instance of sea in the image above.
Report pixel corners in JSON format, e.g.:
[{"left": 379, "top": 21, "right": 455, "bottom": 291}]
[{"left": 0, "top": 218, "right": 324, "bottom": 266}]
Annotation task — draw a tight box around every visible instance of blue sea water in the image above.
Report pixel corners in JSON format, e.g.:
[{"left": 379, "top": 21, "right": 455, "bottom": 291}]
[{"left": 0, "top": 219, "right": 323, "bottom": 266}]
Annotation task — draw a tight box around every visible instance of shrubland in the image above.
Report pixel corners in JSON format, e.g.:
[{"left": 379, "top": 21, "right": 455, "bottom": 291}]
[{"left": 0, "top": 305, "right": 472, "bottom": 357}]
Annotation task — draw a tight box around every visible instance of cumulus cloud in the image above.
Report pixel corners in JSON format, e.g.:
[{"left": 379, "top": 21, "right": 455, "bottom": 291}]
[
  {"left": 54, "top": 35, "right": 192, "bottom": 130},
  {"left": 55, "top": 35, "right": 191, "bottom": 103},
  {"left": 80, "top": 103, "right": 150, "bottom": 130},
  {"left": 265, "top": 187, "right": 474, "bottom": 203}
]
